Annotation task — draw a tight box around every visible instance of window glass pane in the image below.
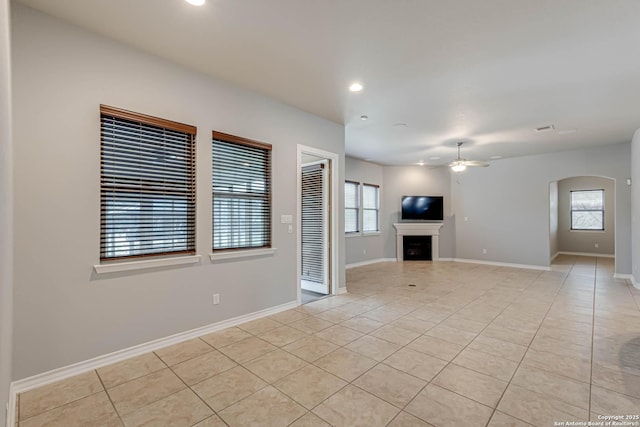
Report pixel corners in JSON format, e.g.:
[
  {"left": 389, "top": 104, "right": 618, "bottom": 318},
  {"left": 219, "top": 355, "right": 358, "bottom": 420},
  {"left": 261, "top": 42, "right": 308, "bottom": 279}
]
[
  {"left": 363, "top": 210, "right": 378, "bottom": 232},
  {"left": 571, "top": 190, "right": 603, "bottom": 210},
  {"left": 212, "top": 136, "right": 271, "bottom": 250},
  {"left": 572, "top": 211, "right": 603, "bottom": 230},
  {"left": 345, "top": 181, "right": 359, "bottom": 233},
  {"left": 345, "top": 208, "right": 358, "bottom": 233},
  {"left": 362, "top": 185, "right": 378, "bottom": 209},
  {"left": 100, "top": 109, "right": 196, "bottom": 260},
  {"left": 345, "top": 182, "right": 358, "bottom": 208}
]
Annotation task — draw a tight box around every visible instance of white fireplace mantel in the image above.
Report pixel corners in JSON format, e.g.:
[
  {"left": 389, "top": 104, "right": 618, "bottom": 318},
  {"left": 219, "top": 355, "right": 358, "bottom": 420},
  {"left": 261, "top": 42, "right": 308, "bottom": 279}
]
[{"left": 393, "top": 222, "right": 444, "bottom": 261}]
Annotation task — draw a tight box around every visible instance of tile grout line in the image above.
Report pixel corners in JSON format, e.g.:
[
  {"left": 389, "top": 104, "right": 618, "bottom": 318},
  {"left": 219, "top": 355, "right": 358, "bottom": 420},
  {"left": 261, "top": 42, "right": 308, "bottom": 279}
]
[
  {"left": 94, "top": 369, "right": 125, "bottom": 426},
  {"left": 377, "top": 270, "right": 547, "bottom": 425},
  {"left": 155, "top": 347, "right": 234, "bottom": 427},
  {"left": 481, "top": 268, "right": 570, "bottom": 427}
]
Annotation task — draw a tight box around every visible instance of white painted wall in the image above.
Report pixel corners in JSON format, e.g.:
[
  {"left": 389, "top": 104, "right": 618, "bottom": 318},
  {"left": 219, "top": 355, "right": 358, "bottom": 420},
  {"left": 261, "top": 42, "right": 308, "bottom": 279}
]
[
  {"left": 0, "top": 0, "right": 12, "bottom": 422},
  {"left": 557, "top": 176, "right": 615, "bottom": 255},
  {"left": 452, "top": 143, "right": 631, "bottom": 272},
  {"left": 345, "top": 157, "right": 385, "bottom": 265},
  {"left": 382, "top": 166, "right": 454, "bottom": 260},
  {"left": 11, "top": 5, "right": 344, "bottom": 379},
  {"left": 632, "top": 129, "right": 640, "bottom": 285},
  {"left": 549, "top": 181, "right": 558, "bottom": 260}
]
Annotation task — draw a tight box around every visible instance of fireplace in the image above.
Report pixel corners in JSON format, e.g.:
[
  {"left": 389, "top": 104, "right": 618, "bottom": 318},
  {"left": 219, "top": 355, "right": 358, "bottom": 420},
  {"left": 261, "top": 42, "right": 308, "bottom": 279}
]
[
  {"left": 393, "top": 222, "right": 444, "bottom": 261},
  {"left": 403, "top": 236, "right": 432, "bottom": 261}
]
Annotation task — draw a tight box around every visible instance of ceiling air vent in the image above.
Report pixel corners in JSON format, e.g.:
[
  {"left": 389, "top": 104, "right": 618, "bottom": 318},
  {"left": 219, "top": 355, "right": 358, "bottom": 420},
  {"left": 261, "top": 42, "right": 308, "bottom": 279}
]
[{"left": 535, "top": 124, "right": 555, "bottom": 132}]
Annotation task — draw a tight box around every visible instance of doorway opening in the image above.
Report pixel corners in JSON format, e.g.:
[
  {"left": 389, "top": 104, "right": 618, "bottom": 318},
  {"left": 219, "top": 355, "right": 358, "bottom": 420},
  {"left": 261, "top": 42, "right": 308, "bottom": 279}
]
[
  {"left": 549, "top": 175, "right": 616, "bottom": 270},
  {"left": 297, "top": 145, "right": 339, "bottom": 305}
]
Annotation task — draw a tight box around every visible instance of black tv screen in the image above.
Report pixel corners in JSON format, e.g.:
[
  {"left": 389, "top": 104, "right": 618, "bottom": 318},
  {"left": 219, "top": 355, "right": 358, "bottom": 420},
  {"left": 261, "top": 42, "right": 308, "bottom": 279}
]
[{"left": 401, "top": 196, "right": 444, "bottom": 221}]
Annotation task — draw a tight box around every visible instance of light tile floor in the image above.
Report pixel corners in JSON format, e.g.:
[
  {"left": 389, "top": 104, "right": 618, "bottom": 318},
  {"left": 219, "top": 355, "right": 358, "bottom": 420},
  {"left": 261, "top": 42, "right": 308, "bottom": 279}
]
[{"left": 16, "top": 256, "right": 640, "bottom": 426}]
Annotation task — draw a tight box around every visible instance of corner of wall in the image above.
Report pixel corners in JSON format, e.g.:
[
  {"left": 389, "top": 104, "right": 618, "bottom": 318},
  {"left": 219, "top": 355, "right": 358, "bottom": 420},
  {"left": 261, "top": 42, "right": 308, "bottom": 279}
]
[{"left": 631, "top": 129, "right": 640, "bottom": 285}]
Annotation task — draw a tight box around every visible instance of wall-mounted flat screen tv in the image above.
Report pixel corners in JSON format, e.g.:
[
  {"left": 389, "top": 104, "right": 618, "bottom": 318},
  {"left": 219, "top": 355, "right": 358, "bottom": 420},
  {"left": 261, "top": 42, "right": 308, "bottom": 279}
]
[{"left": 401, "top": 196, "right": 444, "bottom": 221}]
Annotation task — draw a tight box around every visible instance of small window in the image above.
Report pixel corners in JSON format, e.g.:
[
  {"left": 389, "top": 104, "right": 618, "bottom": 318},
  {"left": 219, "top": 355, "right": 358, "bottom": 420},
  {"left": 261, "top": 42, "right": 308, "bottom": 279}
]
[
  {"left": 345, "top": 181, "right": 359, "bottom": 233},
  {"left": 571, "top": 189, "right": 604, "bottom": 230},
  {"left": 100, "top": 105, "right": 196, "bottom": 261},
  {"left": 212, "top": 131, "right": 272, "bottom": 251},
  {"left": 362, "top": 183, "right": 380, "bottom": 232}
]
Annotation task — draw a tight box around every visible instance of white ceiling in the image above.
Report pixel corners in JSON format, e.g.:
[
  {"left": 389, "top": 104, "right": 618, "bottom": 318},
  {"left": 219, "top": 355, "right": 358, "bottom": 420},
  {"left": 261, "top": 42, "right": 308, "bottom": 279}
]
[{"left": 16, "top": 0, "right": 640, "bottom": 166}]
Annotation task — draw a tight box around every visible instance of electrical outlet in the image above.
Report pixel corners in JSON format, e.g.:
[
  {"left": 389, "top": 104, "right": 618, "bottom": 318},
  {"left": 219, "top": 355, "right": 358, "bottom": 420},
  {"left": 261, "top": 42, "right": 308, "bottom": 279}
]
[{"left": 213, "top": 294, "right": 220, "bottom": 305}]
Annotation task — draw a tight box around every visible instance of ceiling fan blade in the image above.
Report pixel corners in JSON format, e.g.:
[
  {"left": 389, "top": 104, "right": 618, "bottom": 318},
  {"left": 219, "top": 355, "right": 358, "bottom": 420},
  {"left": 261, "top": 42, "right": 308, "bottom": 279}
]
[{"left": 464, "top": 160, "right": 489, "bottom": 167}]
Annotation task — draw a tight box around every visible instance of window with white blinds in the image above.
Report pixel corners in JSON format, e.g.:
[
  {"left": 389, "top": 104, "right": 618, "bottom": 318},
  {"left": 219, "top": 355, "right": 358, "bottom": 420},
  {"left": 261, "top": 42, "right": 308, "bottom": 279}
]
[
  {"left": 345, "top": 181, "right": 359, "bottom": 233},
  {"left": 100, "top": 105, "right": 196, "bottom": 261},
  {"left": 212, "top": 131, "right": 272, "bottom": 251},
  {"left": 362, "top": 183, "right": 380, "bottom": 232}
]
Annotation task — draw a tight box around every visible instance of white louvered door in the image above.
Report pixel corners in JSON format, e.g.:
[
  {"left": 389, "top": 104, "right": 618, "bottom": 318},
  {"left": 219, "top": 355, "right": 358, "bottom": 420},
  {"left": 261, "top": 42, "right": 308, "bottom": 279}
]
[{"left": 301, "top": 161, "right": 329, "bottom": 294}]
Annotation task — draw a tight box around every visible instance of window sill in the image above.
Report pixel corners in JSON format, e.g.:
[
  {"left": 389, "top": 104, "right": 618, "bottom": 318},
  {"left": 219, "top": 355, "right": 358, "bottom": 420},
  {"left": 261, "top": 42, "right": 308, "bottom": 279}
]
[
  {"left": 569, "top": 229, "right": 606, "bottom": 233},
  {"left": 210, "top": 248, "right": 277, "bottom": 262},
  {"left": 345, "top": 233, "right": 361, "bottom": 238},
  {"left": 362, "top": 231, "right": 381, "bottom": 236},
  {"left": 94, "top": 255, "right": 202, "bottom": 274}
]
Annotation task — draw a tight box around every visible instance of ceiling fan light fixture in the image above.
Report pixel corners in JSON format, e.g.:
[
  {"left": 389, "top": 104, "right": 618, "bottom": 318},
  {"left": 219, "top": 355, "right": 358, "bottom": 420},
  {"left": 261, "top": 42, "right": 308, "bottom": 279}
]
[{"left": 451, "top": 162, "right": 466, "bottom": 172}]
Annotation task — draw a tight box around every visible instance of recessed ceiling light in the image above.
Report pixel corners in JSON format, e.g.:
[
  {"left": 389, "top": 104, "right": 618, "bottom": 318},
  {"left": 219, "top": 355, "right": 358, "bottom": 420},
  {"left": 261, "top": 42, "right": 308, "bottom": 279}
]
[
  {"left": 349, "top": 82, "right": 363, "bottom": 92},
  {"left": 429, "top": 156, "right": 440, "bottom": 160},
  {"left": 185, "top": 0, "right": 205, "bottom": 5},
  {"left": 360, "top": 115, "right": 368, "bottom": 121},
  {"left": 490, "top": 155, "right": 503, "bottom": 159}
]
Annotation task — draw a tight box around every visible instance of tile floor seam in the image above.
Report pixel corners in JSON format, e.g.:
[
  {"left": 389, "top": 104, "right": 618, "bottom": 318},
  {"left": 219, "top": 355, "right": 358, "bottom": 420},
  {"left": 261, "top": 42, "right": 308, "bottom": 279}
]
[
  {"left": 15, "top": 388, "right": 105, "bottom": 424},
  {"left": 487, "top": 261, "right": 606, "bottom": 426},
  {"left": 589, "top": 259, "right": 598, "bottom": 418},
  {"left": 478, "top": 273, "right": 565, "bottom": 426},
  {"left": 95, "top": 368, "right": 125, "bottom": 426},
  {"left": 377, "top": 273, "right": 545, "bottom": 425}
]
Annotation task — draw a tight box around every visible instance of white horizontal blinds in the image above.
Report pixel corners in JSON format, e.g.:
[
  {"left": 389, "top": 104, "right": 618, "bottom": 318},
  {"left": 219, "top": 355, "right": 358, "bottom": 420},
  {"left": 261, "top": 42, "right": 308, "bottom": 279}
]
[
  {"left": 100, "top": 105, "right": 196, "bottom": 261},
  {"left": 362, "top": 183, "right": 379, "bottom": 232},
  {"left": 302, "top": 163, "right": 325, "bottom": 284},
  {"left": 571, "top": 189, "right": 604, "bottom": 230},
  {"left": 212, "top": 131, "right": 272, "bottom": 251},
  {"left": 345, "top": 181, "right": 359, "bottom": 233}
]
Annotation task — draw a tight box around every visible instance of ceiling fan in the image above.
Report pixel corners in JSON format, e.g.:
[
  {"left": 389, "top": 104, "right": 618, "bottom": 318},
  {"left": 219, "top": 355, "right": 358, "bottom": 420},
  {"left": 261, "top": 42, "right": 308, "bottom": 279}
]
[{"left": 449, "top": 142, "right": 489, "bottom": 172}]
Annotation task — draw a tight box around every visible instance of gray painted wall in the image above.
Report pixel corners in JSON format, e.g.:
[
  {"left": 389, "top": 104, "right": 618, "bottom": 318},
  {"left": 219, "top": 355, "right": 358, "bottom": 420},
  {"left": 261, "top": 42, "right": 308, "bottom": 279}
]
[
  {"left": 345, "top": 157, "right": 385, "bottom": 265},
  {"left": 382, "top": 166, "right": 454, "bottom": 260},
  {"left": 12, "top": 5, "right": 345, "bottom": 379},
  {"left": 632, "top": 129, "right": 640, "bottom": 284},
  {"left": 0, "top": 0, "right": 12, "bottom": 422},
  {"left": 557, "top": 176, "right": 615, "bottom": 255},
  {"left": 549, "top": 181, "right": 558, "bottom": 259},
  {"left": 452, "top": 143, "right": 631, "bottom": 273}
]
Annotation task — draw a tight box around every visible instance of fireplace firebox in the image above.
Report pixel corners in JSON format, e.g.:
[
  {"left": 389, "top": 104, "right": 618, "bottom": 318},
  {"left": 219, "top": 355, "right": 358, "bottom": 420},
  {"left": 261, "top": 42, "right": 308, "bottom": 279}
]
[{"left": 403, "top": 236, "right": 432, "bottom": 261}]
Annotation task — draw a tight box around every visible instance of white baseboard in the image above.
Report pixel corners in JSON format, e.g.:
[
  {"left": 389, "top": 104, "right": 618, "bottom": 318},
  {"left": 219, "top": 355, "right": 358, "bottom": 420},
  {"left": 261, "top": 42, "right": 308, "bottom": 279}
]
[
  {"left": 346, "top": 258, "right": 397, "bottom": 269},
  {"left": 614, "top": 273, "right": 640, "bottom": 289},
  {"left": 452, "top": 258, "right": 551, "bottom": 271},
  {"left": 555, "top": 251, "right": 615, "bottom": 258},
  {"left": 550, "top": 252, "right": 560, "bottom": 262},
  {"left": 9, "top": 300, "right": 298, "bottom": 403},
  {"left": 438, "top": 257, "right": 455, "bottom": 261},
  {"left": 337, "top": 287, "right": 348, "bottom": 295}
]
